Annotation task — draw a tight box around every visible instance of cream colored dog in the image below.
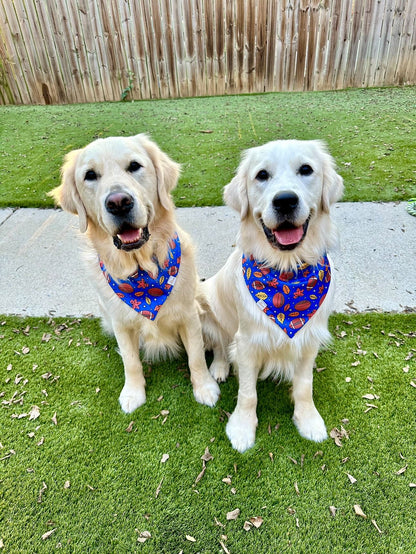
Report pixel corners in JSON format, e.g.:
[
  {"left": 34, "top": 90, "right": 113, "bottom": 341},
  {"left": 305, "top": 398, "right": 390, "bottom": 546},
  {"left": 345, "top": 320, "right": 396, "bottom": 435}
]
[
  {"left": 50, "top": 134, "right": 220, "bottom": 413},
  {"left": 201, "top": 140, "right": 343, "bottom": 452}
]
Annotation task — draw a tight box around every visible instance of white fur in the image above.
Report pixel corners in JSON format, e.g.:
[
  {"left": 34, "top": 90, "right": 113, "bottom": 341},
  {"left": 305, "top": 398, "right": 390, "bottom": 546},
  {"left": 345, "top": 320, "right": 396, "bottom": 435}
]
[
  {"left": 50, "top": 134, "right": 219, "bottom": 413},
  {"left": 200, "top": 140, "right": 343, "bottom": 452}
]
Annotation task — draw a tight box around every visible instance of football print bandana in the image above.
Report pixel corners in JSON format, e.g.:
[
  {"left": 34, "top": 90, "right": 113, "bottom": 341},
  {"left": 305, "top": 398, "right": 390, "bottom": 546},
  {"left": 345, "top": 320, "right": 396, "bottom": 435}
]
[
  {"left": 99, "top": 232, "right": 181, "bottom": 320},
  {"left": 242, "top": 254, "right": 331, "bottom": 338}
]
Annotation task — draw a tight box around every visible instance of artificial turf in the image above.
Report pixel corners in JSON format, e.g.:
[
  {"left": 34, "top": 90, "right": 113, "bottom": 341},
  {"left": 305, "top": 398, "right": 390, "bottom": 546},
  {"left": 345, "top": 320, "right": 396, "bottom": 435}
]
[
  {"left": 1, "top": 86, "right": 415, "bottom": 209},
  {"left": 1, "top": 313, "right": 415, "bottom": 552}
]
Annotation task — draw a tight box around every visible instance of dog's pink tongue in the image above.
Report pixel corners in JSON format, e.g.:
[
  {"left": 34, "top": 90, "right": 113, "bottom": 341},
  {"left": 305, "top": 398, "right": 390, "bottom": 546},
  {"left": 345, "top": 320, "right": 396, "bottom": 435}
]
[
  {"left": 274, "top": 226, "right": 304, "bottom": 246},
  {"left": 117, "top": 228, "right": 142, "bottom": 244}
]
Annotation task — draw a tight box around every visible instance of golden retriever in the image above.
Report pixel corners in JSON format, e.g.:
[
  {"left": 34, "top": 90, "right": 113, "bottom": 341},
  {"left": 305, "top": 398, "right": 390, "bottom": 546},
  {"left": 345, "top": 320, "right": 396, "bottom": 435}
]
[
  {"left": 50, "top": 134, "right": 220, "bottom": 413},
  {"left": 201, "top": 140, "right": 343, "bottom": 452}
]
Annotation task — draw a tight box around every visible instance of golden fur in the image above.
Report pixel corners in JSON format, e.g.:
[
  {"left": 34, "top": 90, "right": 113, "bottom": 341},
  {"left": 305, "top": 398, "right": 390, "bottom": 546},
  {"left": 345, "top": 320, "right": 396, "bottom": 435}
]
[
  {"left": 201, "top": 140, "right": 343, "bottom": 452},
  {"left": 50, "top": 134, "right": 219, "bottom": 413}
]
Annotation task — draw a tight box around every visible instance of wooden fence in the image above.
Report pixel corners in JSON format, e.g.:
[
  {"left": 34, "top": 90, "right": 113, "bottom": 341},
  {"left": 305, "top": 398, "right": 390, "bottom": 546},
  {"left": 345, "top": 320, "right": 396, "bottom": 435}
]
[{"left": 1, "top": 0, "right": 415, "bottom": 105}]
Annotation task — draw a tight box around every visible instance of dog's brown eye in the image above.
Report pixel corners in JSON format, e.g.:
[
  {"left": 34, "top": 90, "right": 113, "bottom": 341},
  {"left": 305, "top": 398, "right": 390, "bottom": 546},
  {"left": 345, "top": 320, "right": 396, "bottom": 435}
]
[
  {"left": 299, "top": 164, "right": 313, "bottom": 176},
  {"left": 85, "top": 169, "right": 97, "bottom": 181},
  {"left": 127, "top": 161, "right": 142, "bottom": 173},
  {"left": 256, "top": 169, "right": 269, "bottom": 181}
]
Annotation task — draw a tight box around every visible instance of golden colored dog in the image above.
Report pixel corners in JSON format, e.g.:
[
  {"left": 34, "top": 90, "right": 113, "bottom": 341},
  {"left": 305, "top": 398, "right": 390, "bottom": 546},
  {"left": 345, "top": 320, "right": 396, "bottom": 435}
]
[
  {"left": 201, "top": 140, "right": 343, "bottom": 452},
  {"left": 51, "top": 134, "right": 220, "bottom": 412}
]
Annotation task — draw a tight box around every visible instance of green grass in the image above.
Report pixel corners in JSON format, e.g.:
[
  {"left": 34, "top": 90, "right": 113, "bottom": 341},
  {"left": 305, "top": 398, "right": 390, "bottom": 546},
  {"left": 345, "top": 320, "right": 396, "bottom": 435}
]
[
  {"left": 1, "top": 313, "right": 416, "bottom": 552},
  {"left": 1, "top": 86, "right": 415, "bottom": 209}
]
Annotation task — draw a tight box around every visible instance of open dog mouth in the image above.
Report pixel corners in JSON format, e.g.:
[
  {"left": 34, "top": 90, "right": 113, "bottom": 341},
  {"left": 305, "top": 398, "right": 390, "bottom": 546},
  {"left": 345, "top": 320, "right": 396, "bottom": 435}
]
[
  {"left": 112, "top": 225, "right": 150, "bottom": 251},
  {"left": 261, "top": 218, "right": 310, "bottom": 251}
]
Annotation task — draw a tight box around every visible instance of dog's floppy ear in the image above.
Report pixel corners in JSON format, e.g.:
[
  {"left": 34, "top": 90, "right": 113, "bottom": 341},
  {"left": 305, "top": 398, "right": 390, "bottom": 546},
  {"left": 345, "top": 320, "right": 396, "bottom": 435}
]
[
  {"left": 137, "top": 134, "right": 180, "bottom": 210},
  {"left": 49, "top": 149, "right": 88, "bottom": 233},
  {"left": 224, "top": 156, "right": 249, "bottom": 219},
  {"left": 316, "top": 141, "right": 344, "bottom": 213}
]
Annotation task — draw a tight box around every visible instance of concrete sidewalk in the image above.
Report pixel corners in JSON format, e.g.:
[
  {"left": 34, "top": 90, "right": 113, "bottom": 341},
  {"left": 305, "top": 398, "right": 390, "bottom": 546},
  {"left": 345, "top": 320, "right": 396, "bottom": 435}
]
[{"left": 0, "top": 202, "right": 415, "bottom": 317}]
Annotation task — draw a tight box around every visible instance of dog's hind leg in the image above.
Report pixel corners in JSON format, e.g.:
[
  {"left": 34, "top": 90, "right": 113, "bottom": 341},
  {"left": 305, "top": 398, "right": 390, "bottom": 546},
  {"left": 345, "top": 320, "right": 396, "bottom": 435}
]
[
  {"left": 179, "top": 307, "right": 221, "bottom": 407},
  {"left": 113, "top": 324, "right": 146, "bottom": 413}
]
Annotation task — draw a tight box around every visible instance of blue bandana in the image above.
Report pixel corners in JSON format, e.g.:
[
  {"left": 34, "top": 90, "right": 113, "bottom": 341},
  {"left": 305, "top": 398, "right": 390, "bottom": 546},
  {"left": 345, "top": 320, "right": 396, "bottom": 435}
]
[
  {"left": 99, "top": 232, "right": 181, "bottom": 320},
  {"left": 242, "top": 254, "right": 331, "bottom": 338}
]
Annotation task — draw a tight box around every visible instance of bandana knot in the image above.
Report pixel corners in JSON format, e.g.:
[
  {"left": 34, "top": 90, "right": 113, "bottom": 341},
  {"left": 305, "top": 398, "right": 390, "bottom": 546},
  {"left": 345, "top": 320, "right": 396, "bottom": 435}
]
[
  {"left": 100, "top": 232, "right": 181, "bottom": 320},
  {"left": 242, "top": 254, "right": 331, "bottom": 337}
]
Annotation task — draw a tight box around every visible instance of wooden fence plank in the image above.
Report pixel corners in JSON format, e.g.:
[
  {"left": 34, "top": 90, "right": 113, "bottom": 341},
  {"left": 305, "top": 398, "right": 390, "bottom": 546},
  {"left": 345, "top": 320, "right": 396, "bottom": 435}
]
[
  {"left": 0, "top": 0, "right": 28, "bottom": 103},
  {"left": 1, "top": 0, "right": 415, "bottom": 104}
]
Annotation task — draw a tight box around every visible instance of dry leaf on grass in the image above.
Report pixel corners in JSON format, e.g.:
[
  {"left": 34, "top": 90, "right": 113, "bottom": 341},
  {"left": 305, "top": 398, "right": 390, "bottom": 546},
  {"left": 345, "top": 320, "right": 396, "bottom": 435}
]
[
  {"left": 194, "top": 466, "right": 206, "bottom": 485},
  {"left": 409, "top": 483, "right": 416, "bottom": 488},
  {"left": 329, "top": 506, "right": 337, "bottom": 516},
  {"left": 186, "top": 535, "right": 196, "bottom": 542},
  {"left": 201, "top": 447, "right": 213, "bottom": 462},
  {"left": 372, "top": 520, "right": 383, "bottom": 534},
  {"left": 330, "top": 426, "right": 349, "bottom": 447},
  {"left": 214, "top": 517, "right": 225, "bottom": 528},
  {"left": 29, "top": 405, "right": 40, "bottom": 421},
  {"left": 125, "top": 421, "right": 135, "bottom": 433},
  {"left": 38, "top": 482, "right": 47, "bottom": 503},
  {"left": 347, "top": 473, "right": 357, "bottom": 484},
  {"left": 155, "top": 477, "right": 164, "bottom": 498},
  {"left": 395, "top": 465, "right": 408, "bottom": 475},
  {"left": 41, "top": 529, "right": 56, "bottom": 541},
  {"left": 219, "top": 540, "right": 230, "bottom": 554},
  {"left": 243, "top": 516, "right": 263, "bottom": 531},
  {"left": 51, "top": 412, "right": 58, "bottom": 426},
  {"left": 243, "top": 521, "right": 252, "bottom": 531},
  {"left": 353, "top": 504, "right": 367, "bottom": 518},
  {"left": 362, "top": 393, "right": 379, "bottom": 400},
  {"left": 250, "top": 516, "right": 263, "bottom": 528},
  {"left": 226, "top": 508, "right": 240, "bottom": 520},
  {"left": 137, "top": 531, "right": 151, "bottom": 543},
  {"left": 160, "top": 453, "right": 169, "bottom": 464},
  {"left": 194, "top": 446, "right": 214, "bottom": 484}
]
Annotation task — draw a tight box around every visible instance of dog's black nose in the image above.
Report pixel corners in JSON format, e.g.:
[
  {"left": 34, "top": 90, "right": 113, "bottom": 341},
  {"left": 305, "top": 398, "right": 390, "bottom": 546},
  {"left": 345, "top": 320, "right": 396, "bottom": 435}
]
[
  {"left": 272, "top": 192, "right": 299, "bottom": 214},
  {"left": 105, "top": 192, "right": 134, "bottom": 216}
]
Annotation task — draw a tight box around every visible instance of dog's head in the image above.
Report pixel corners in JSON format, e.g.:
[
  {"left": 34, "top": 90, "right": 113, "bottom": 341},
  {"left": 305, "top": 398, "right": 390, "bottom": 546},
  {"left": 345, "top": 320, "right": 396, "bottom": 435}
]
[
  {"left": 224, "top": 140, "right": 343, "bottom": 263},
  {"left": 50, "top": 134, "right": 180, "bottom": 252}
]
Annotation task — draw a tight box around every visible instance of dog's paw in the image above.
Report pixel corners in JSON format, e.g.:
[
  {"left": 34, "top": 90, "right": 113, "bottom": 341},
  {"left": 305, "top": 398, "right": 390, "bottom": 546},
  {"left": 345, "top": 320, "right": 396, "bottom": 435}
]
[
  {"left": 119, "top": 384, "right": 146, "bottom": 413},
  {"left": 293, "top": 409, "right": 327, "bottom": 442},
  {"left": 209, "top": 359, "right": 230, "bottom": 383},
  {"left": 226, "top": 411, "right": 257, "bottom": 453},
  {"left": 193, "top": 376, "right": 221, "bottom": 407}
]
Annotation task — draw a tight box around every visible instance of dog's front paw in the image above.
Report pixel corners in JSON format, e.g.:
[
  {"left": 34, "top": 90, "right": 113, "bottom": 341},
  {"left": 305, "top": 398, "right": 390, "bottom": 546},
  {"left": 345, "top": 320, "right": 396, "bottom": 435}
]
[
  {"left": 193, "top": 375, "right": 221, "bottom": 407},
  {"left": 119, "top": 384, "right": 146, "bottom": 413},
  {"left": 226, "top": 410, "right": 257, "bottom": 453},
  {"left": 209, "top": 359, "right": 230, "bottom": 382},
  {"left": 293, "top": 408, "right": 327, "bottom": 442}
]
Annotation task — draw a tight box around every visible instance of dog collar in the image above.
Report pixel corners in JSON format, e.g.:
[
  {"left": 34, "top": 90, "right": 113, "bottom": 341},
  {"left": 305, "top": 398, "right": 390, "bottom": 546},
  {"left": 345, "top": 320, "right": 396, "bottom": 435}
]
[
  {"left": 242, "top": 254, "right": 331, "bottom": 338},
  {"left": 99, "top": 232, "right": 181, "bottom": 320}
]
